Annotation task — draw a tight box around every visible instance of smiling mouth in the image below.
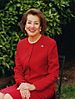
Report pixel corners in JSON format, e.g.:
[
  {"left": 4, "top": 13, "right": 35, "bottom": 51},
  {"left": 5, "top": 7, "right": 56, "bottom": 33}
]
[{"left": 29, "top": 29, "right": 36, "bottom": 32}]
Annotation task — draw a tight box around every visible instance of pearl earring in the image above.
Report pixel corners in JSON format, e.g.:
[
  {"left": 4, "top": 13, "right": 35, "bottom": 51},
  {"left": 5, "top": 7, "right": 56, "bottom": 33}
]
[{"left": 40, "top": 27, "right": 41, "bottom": 31}]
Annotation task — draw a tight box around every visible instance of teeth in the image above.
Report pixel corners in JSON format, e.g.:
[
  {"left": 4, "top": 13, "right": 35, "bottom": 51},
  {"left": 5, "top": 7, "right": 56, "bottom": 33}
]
[
  {"left": 30, "top": 30, "right": 34, "bottom": 32},
  {"left": 29, "top": 28, "right": 35, "bottom": 32}
]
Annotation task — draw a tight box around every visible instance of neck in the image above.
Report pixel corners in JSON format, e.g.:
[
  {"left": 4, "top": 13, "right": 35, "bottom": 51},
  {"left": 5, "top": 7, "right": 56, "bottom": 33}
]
[{"left": 28, "top": 34, "right": 41, "bottom": 44}]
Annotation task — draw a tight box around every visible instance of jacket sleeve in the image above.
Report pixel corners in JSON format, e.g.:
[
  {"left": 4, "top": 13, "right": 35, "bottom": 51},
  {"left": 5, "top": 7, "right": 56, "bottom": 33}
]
[
  {"left": 33, "top": 40, "right": 59, "bottom": 91},
  {"left": 14, "top": 42, "right": 26, "bottom": 85}
]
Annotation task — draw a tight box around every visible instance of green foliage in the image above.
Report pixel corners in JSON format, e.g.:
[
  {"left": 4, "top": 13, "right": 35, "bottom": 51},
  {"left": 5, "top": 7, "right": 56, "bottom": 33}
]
[
  {"left": 61, "top": 84, "right": 75, "bottom": 99},
  {"left": 0, "top": 0, "right": 74, "bottom": 75},
  {"left": 55, "top": 0, "right": 75, "bottom": 25}
]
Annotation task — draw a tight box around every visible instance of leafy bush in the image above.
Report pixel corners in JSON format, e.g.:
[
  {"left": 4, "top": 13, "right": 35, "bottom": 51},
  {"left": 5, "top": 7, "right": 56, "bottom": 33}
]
[
  {"left": 61, "top": 84, "right": 75, "bottom": 99},
  {"left": 0, "top": 0, "right": 74, "bottom": 76}
]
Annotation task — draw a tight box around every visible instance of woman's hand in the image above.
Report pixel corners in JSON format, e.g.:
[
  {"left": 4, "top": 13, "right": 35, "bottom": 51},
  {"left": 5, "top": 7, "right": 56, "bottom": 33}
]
[
  {"left": 17, "top": 83, "right": 36, "bottom": 91},
  {"left": 17, "top": 83, "right": 36, "bottom": 99},
  {"left": 17, "top": 83, "right": 29, "bottom": 90},
  {"left": 20, "top": 89, "right": 30, "bottom": 99},
  {"left": 29, "top": 84, "right": 36, "bottom": 91}
]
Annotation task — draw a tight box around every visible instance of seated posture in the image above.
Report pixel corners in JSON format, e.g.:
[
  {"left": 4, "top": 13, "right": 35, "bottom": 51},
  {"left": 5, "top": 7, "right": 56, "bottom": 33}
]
[{"left": 0, "top": 8, "right": 59, "bottom": 99}]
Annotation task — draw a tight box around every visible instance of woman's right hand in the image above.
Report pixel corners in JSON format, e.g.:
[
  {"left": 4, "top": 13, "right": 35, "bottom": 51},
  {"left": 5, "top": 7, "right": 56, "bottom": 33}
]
[
  {"left": 17, "top": 83, "right": 30, "bottom": 99},
  {"left": 20, "top": 89, "right": 30, "bottom": 99}
]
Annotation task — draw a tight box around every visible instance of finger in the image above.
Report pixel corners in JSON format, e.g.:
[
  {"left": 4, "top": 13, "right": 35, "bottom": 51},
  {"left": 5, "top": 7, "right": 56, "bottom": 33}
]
[
  {"left": 25, "top": 91, "right": 30, "bottom": 98},
  {"left": 26, "top": 97, "right": 29, "bottom": 99},
  {"left": 22, "top": 97, "right": 25, "bottom": 99},
  {"left": 20, "top": 90, "right": 26, "bottom": 98},
  {"left": 22, "top": 97, "right": 26, "bottom": 99},
  {"left": 17, "top": 87, "right": 20, "bottom": 90}
]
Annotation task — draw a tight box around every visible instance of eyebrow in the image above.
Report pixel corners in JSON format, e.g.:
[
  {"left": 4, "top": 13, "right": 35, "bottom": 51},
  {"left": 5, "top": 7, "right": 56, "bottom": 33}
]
[{"left": 27, "top": 20, "right": 39, "bottom": 22}]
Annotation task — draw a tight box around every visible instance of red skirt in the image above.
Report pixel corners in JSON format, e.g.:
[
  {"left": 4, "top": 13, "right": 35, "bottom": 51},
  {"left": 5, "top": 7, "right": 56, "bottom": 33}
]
[{"left": 0, "top": 84, "right": 54, "bottom": 99}]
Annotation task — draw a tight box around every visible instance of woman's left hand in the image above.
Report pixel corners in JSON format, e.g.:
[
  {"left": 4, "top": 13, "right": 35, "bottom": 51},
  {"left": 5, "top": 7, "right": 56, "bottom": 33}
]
[
  {"left": 17, "top": 83, "right": 36, "bottom": 99},
  {"left": 17, "top": 83, "right": 36, "bottom": 91}
]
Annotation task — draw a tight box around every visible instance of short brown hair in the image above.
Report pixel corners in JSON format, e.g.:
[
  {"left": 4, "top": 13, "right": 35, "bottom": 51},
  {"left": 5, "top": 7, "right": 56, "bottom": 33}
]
[{"left": 19, "top": 8, "right": 47, "bottom": 33}]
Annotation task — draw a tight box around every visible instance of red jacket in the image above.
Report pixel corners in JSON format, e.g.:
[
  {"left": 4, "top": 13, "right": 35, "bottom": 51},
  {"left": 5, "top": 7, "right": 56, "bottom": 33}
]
[{"left": 14, "top": 35, "right": 59, "bottom": 97}]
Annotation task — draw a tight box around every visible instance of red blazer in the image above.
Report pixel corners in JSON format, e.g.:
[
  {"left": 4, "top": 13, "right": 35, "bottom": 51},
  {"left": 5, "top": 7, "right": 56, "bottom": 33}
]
[{"left": 14, "top": 35, "right": 59, "bottom": 97}]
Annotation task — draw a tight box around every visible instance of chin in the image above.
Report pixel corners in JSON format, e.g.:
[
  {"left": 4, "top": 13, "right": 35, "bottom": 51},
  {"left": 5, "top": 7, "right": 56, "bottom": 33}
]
[
  {"left": 28, "top": 34, "right": 35, "bottom": 37},
  {"left": 28, "top": 33, "right": 36, "bottom": 36}
]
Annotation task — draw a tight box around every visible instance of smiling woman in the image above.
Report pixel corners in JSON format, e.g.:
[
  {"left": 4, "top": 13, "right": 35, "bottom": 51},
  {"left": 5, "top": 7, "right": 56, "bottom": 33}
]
[
  {"left": 0, "top": 8, "right": 59, "bottom": 99},
  {"left": 25, "top": 14, "right": 41, "bottom": 44}
]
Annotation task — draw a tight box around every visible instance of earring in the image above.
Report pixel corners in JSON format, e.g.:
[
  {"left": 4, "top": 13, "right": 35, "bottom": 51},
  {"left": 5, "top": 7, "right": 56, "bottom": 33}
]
[
  {"left": 25, "top": 27, "right": 26, "bottom": 30},
  {"left": 40, "top": 27, "right": 41, "bottom": 31}
]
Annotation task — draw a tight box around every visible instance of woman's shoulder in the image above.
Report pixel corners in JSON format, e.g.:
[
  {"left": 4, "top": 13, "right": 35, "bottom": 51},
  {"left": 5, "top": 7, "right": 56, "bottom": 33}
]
[
  {"left": 17, "top": 38, "right": 27, "bottom": 46},
  {"left": 42, "top": 35, "right": 57, "bottom": 51},
  {"left": 42, "top": 35, "right": 56, "bottom": 45}
]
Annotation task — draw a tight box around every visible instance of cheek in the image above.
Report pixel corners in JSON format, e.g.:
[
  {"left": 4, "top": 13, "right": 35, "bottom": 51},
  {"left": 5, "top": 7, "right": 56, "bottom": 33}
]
[
  {"left": 25, "top": 23, "right": 31, "bottom": 28},
  {"left": 25, "top": 24, "right": 29, "bottom": 28},
  {"left": 25, "top": 25, "right": 29, "bottom": 32},
  {"left": 35, "top": 24, "right": 40, "bottom": 29},
  {"left": 37, "top": 26, "right": 41, "bottom": 31}
]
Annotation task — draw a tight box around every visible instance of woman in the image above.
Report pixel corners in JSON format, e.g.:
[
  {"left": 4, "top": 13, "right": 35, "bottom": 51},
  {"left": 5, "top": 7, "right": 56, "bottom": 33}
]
[{"left": 0, "top": 8, "right": 59, "bottom": 99}]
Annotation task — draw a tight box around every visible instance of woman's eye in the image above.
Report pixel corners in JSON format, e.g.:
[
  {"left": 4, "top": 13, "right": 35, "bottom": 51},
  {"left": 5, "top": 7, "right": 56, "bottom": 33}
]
[
  {"left": 35, "top": 22, "right": 39, "bottom": 25},
  {"left": 27, "top": 21, "right": 39, "bottom": 25},
  {"left": 27, "top": 21, "right": 31, "bottom": 24}
]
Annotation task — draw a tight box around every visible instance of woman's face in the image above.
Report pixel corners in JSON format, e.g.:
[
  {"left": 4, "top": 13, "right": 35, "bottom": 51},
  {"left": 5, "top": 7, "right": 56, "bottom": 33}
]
[{"left": 25, "top": 14, "right": 41, "bottom": 37}]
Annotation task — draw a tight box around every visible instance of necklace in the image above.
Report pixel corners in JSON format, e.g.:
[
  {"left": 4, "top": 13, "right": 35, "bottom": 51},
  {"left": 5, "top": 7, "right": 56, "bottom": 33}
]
[{"left": 28, "top": 35, "right": 42, "bottom": 44}]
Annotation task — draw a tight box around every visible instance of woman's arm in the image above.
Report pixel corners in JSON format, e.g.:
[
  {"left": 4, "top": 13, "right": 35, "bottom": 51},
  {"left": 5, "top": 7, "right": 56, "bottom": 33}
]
[
  {"left": 14, "top": 42, "right": 26, "bottom": 85},
  {"left": 33, "top": 41, "right": 59, "bottom": 90}
]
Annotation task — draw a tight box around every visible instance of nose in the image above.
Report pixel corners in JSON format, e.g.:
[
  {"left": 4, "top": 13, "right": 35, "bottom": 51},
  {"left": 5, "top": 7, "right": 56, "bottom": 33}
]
[{"left": 31, "top": 22, "right": 35, "bottom": 28}]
